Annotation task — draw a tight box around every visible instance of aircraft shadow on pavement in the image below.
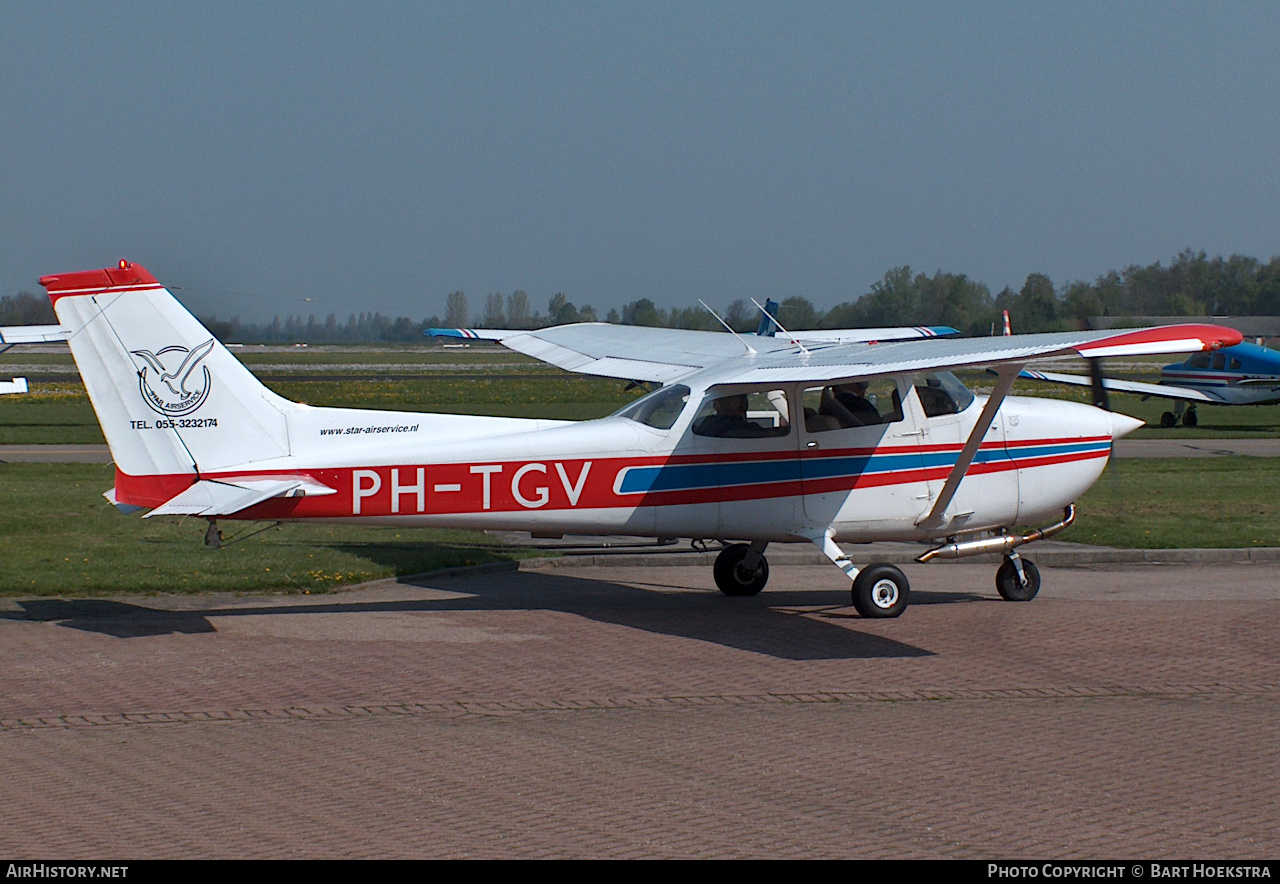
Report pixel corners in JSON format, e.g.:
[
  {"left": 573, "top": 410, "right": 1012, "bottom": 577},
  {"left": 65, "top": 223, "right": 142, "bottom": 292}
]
[
  {"left": 0, "top": 570, "right": 994, "bottom": 659},
  {"left": 6, "top": 599, "right": 217, "bottom": 638}
]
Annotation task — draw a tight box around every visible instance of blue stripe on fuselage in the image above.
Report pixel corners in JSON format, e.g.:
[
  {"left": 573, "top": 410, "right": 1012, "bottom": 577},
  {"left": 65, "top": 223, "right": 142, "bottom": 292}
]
[{"left": 615, "top": 440, "right": 1109, "bottom": 495}]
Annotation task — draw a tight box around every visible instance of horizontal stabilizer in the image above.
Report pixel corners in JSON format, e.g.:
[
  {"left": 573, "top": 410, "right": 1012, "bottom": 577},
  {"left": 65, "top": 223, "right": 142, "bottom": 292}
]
[{"left": 144, "top": 476, "right": 337, "bottom": 518}]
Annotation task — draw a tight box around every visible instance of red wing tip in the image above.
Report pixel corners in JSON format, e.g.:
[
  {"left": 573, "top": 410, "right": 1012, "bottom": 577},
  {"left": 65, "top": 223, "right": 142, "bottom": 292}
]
[
  {"left": 1081, "top": 323, "right": 1244, "bottom": 353},
  {"left": 1187, "top": 323, "right": 1243, "bottom": 349},
  {"left": 39, "top": 262, "right": 160, "bottom": 299}
]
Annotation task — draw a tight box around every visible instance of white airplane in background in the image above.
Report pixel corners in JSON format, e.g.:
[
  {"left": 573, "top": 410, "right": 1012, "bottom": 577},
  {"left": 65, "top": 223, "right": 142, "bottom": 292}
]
[
  {"left": 0, "top": 324, "right": 69, "bottom": 394},
  {"left": 41, "top": 261, "right": 1242, "bottom": 617}
]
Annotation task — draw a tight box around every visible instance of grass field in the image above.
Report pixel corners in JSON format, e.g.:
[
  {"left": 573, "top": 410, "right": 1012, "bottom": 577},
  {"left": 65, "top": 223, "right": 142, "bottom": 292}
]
[
  {"left": 1074, "top": 457, "right": 1280, "bottom": 548},
  {"left": 0, "top": 463, "right": 538, "bottom": 596}
]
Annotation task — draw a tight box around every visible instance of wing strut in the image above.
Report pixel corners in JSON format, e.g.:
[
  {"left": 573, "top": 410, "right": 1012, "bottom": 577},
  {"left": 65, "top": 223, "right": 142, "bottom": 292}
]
[{"left": 917, "top": 364, "right": 1022, "bottom": 531}]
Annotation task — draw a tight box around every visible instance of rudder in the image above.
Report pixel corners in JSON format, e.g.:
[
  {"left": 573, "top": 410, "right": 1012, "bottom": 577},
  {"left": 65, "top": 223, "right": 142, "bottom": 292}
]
[{"left": 42, "top": 262, "right": 295, "bottom": 478}]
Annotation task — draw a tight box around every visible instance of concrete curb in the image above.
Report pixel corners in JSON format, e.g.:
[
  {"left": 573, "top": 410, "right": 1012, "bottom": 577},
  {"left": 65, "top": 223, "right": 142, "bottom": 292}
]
[
  {"left": 393, "top": 544, "right": 1280, "bottom": 585},
  {"left": 515, "top": 545, "right": 1280, "bottom": 570}
]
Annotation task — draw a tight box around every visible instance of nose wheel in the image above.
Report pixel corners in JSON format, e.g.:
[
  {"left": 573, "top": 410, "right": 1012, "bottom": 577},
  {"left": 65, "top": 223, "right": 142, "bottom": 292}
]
[{"left": 996, "top": 555, "right": 1040, "bottom": 601}]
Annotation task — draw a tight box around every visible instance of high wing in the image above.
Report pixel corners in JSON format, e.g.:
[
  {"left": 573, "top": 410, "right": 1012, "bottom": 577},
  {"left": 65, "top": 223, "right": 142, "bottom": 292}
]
[
  {"left": 714, "top": 325, "right": 1244, "bottom": 385},
  {"left": 439, "top": 322, "right": 1242, "bottom": 386},
  {"left": 430, "top": 323, "right": 797, "bottom": 383},
  {"left": 427, "top": 323, "right": 963, "bottom": 383},
  {"left": 1017, "top": 369, "right": 1221, "bottom": 403}
]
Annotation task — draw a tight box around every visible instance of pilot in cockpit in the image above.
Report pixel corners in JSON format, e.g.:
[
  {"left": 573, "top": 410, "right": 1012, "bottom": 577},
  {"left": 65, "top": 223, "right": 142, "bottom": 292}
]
[{"left": 693, "top": 394, "right": 769, "bottom": 438}]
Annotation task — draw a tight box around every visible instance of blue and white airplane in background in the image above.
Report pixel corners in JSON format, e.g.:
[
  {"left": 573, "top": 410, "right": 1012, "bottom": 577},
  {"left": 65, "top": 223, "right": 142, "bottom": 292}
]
[{"left": 1020, "top": 340, "right": 1280, "bottom": 427}]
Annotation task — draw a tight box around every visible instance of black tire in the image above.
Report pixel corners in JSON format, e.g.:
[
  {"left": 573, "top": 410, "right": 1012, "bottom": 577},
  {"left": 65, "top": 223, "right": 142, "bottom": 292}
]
[
  {"left": 996, "top": 557, "right": 1041, "bottom": 602},
  {"left": 1160, "top": 412, "right": 1177, "bottom": 428},
  {"left": 1183, "top": 408, "right": 1197, "bottom": 428},
  {"left": 713, "top": 544, "right": 769, "bottom": 596},
  {"left": 851, "top": 564, "right": 910, "bottom": 618}
]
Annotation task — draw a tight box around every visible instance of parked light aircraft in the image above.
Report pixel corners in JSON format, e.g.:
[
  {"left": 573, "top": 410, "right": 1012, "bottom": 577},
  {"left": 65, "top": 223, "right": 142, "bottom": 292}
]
[
  {"left": 1019, "top": 341, "right": 1280, "bottom": 427},
  {"left": 41, "top": 262, "right": 1242, "bottom": 617},
  {"left": 0, "top": 324, "right": 69, "bottom": 394}
]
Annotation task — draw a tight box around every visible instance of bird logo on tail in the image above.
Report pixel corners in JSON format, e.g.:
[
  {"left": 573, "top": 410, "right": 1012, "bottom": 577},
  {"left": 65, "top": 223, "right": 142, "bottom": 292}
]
[{"left": 130, "top": 339, "right": 215, "bottom": 415}]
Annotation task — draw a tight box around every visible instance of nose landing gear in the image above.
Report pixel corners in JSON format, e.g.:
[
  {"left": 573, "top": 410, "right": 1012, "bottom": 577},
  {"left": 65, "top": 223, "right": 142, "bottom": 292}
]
[{"left": 995, "top": 553, "right": 1041, "bottom": 602}]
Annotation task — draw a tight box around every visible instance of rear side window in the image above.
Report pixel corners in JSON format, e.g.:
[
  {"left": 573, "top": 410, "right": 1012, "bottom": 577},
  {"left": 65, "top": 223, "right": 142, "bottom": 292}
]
[{"left": 801, "top": 379, "right": 903, "bottom": 433}]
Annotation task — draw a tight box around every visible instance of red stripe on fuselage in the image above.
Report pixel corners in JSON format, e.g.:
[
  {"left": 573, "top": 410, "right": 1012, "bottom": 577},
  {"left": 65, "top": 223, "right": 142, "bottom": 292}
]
[{"left": 112, "top": 443, "right": 1111, "bottom": 520}]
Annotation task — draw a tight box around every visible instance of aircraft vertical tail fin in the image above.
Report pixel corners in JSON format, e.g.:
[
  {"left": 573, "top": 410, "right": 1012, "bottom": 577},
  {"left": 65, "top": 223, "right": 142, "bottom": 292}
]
[{"left": 41, "top": 262, "right": 296, "bottom": 481}]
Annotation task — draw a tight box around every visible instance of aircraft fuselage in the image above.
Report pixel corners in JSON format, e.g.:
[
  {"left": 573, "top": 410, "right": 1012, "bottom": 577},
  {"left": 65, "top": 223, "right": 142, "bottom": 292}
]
[{"left": 111, "top": 377, "right": 1127, "bottom": 546}]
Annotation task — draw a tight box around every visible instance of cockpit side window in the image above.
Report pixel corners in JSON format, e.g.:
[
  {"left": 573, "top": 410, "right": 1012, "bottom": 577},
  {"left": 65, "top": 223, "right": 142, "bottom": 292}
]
[
  {"left": 802, "top": 379, "right": 903, "bottom": 432},
  {"left": 692, "top": 389, "right": 790, "bottom": 438},
  {"left": 614, "top": 384, "right": 690, "bottom": 430},
  {"left": 1188, "top": 354, "right": 1211, "bottom": 369},
  {"left": 912, "top": 371, "right": 975, "bottom": 418},
  {"left": 1211, "top": 353, "right": 1226, "bottom": 371}
]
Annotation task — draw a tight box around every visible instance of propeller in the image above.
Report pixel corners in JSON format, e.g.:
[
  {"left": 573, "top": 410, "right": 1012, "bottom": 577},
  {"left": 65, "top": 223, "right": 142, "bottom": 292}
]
[{"left": 1087, "top": 357, "right": 1111, "bottom": 411}]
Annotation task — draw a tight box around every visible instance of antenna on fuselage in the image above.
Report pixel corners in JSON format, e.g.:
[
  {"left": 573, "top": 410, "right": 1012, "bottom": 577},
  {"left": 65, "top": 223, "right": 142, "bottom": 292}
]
[
  {"left": 750, "top": 298, "right": 810, "bottom": 356},
  {"left": 698, "top": 299, "right": 756, "bottom": 355}
]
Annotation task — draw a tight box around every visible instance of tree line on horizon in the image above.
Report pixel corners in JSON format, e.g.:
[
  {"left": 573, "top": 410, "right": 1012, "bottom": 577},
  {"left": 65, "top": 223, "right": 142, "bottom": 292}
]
[{"left": 4, "top": 249, "right": 1279, "bottom": 344}]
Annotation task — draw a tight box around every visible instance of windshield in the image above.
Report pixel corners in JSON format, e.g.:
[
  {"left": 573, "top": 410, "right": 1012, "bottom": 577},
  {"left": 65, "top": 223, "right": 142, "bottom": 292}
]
[
  {"left": 912, "top": 371, "right": 975, "bottom": 417},
  {"left": 613, "top": 384, "right": 690, "bottom": 430}
]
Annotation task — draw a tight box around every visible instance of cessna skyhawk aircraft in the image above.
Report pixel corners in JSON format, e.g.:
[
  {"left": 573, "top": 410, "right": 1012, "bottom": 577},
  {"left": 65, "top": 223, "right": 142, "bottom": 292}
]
[{"left": 41, "top": 262, "right": 1241, "bottom": 617}]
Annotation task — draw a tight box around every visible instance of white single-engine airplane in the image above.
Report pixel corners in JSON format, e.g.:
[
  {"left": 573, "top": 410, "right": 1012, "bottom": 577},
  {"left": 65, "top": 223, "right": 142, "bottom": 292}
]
[{"left": 42, "top": 262, "right": 1242, "bottom": 617}]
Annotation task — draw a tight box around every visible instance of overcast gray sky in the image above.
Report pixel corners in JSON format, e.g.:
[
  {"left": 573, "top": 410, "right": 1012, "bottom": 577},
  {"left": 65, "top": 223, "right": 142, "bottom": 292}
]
[{"left": 3, "top": 2, "right": 1278, "bottom": 322}]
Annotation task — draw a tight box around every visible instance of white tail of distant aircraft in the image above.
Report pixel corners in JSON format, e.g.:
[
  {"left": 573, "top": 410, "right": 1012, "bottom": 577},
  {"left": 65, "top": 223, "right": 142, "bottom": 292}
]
[
  {"left": 44, "top": 261, "right": 1242, "bottom": 616},
  {"left": 0, "top": 323, "right": 70, "bottom": 395}
]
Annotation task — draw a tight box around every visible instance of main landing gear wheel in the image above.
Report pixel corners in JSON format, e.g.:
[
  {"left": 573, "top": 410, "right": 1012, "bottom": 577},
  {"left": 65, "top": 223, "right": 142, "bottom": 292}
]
[
  {"left": 851, "top": 564, "right": 910, "bottom": 618},
  {"left": 1183, "top": 406, "right": 1198, "bottom": 427},
  {"left": 714, "top": 543, "right": 769, "bottom": 596},
  {"left": 996, "top": 556, "right": 1041, "bottom": 602},
  {"left": 1160, "top": 411, "right": 1177, "bottom": 428}
]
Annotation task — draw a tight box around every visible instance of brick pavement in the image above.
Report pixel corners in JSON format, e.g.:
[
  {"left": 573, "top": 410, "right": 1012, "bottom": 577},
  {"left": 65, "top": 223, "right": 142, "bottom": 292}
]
[{"left": 1, "top": 562, "right": 1277, "bottom": 858}]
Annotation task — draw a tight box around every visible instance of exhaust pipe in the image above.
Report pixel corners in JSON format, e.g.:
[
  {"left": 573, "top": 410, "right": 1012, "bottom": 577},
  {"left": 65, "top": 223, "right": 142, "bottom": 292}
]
[{"left": 916, "top": 504, "right": 1076, "bottom": 563}]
